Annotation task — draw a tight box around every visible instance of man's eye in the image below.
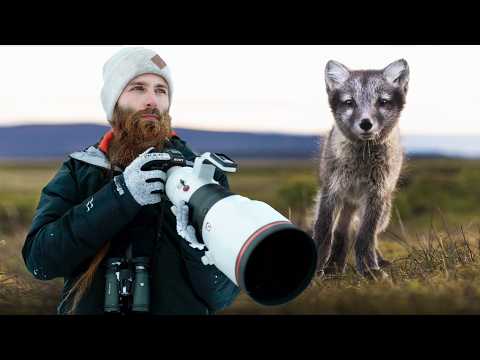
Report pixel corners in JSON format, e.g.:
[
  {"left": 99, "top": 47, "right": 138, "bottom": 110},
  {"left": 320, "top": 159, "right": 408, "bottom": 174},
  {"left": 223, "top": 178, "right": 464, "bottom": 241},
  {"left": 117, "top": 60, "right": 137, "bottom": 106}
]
[
  {"left": 343, "top": 99, "right": 354, "bottom": 106},
  {"left": 132, "top": 86, "right": 144, "bottom": 91},
  {"left": 156, "top": 89, "right": 167, "bottom": 94}
]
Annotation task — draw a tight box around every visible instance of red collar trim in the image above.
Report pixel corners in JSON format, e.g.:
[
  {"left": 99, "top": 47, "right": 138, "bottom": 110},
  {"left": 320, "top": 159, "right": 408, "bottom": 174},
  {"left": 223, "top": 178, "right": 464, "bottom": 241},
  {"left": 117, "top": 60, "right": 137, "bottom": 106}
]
[
  {"left": 98, "top": 129, "right": 178, "bottom": 154},
  {"left": 98, "top": 129, "right": 114, "bottom": 154}
]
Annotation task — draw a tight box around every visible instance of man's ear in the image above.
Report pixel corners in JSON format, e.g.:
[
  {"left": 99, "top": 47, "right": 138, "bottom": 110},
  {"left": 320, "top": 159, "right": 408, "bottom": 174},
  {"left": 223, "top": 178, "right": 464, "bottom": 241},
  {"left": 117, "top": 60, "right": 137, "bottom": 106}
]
[
  {"left": 383, "top": 59, "right": 409, "bottom": 93},
  {"left": 325, "top": 60, "right": 350, "bottom": 92}
]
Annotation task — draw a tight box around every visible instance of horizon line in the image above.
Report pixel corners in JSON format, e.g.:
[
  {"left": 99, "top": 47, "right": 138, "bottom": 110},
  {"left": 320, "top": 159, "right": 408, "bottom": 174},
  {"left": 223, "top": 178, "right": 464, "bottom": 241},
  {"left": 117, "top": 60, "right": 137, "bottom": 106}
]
[{"left": 1, "top": 121, "right": 480, "bottom": 137}]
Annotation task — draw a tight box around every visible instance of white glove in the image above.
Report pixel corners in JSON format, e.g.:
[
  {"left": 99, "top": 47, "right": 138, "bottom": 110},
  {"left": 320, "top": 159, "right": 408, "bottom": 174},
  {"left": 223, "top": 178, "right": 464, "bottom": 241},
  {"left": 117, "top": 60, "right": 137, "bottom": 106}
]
[
  {"left": 171, "top": 201, "right": 215, "bottom": 266},
  {"left": 120, "top": 147, "right": 168, "bottom": 206}
]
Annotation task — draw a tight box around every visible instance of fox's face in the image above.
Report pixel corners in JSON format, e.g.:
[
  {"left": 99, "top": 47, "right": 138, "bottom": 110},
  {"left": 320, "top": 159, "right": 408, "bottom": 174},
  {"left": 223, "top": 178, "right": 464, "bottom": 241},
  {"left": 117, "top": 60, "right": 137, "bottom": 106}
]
[{"left": 325, "top": 59, "right": 409, "bottom": 143}]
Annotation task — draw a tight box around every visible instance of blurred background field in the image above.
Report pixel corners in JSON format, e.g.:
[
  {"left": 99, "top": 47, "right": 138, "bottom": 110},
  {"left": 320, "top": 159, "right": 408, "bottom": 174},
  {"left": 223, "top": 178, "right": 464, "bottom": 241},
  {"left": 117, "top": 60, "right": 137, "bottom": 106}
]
[{"left": 1, "top": 157, "right": 480, "bottom": 314}]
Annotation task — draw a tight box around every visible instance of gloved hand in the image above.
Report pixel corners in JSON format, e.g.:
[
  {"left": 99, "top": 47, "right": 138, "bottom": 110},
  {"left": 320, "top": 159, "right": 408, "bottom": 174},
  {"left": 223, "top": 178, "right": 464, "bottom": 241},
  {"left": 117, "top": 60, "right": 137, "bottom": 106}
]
[
  {"left": 118, "top": 147, "right": 168, "bottom": 206},
  {"left": 171, "top": 201, "right": 215, "bottom": 266}
]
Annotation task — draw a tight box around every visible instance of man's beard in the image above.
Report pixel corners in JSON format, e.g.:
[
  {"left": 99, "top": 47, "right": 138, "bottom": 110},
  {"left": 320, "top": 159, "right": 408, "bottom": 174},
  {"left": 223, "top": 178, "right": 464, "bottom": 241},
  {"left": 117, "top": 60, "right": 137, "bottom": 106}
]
[{"left": 107, "top": 106, "right": 172, "bottom": 170}]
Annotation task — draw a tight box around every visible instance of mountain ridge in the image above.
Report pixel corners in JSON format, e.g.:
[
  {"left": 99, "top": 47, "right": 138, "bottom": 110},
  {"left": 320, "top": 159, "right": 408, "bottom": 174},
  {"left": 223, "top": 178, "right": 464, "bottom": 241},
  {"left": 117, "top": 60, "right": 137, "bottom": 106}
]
[{"left": 0, "top": 123, "right": 478, "bottom": 160}]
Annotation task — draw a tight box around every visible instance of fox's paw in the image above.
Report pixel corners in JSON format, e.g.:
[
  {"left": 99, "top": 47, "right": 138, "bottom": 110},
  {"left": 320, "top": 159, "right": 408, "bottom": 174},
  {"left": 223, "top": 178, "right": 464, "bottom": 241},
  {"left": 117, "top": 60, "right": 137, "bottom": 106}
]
[
  {"left": 378, "top": 258, "right": 392, "bottom": 268},
  {"left": 361, "top": 268, "right": 390, "bottom": 282}
]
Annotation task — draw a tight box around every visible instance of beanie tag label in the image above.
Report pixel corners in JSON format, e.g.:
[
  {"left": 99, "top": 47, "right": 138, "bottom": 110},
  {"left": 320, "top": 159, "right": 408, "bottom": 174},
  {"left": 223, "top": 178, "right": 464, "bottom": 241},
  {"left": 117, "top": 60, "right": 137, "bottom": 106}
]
[{"left": 151, "top": 55, "right": 167, "bottom": 69}]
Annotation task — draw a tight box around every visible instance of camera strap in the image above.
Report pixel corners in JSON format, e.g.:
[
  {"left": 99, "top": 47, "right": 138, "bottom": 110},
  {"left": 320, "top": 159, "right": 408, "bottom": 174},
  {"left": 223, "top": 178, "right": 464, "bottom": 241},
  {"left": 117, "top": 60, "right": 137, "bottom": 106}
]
[
  {"left": 126, "top": 243, "right": 132, "bottom": 262},
  {"left": 155, "top": 196, "right": 167, "bottom": 250}
]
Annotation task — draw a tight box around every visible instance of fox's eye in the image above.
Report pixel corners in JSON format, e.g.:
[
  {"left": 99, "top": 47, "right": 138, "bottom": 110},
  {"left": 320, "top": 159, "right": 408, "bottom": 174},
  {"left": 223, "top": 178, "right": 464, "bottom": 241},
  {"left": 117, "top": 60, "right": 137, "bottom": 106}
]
[
  {"left": 343, "top": 99, "right": 354, "bottom": 106},
  {"left": 378, "top": 98, "right": 391, "bottom": 106}
]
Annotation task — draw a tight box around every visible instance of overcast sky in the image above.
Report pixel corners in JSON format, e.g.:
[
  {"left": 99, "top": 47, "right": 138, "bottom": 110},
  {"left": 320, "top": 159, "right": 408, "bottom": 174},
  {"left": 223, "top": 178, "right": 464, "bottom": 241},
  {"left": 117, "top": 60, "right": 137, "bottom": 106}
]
[{"left": 0, "top": 45, "right": 479, "bottom": 135}]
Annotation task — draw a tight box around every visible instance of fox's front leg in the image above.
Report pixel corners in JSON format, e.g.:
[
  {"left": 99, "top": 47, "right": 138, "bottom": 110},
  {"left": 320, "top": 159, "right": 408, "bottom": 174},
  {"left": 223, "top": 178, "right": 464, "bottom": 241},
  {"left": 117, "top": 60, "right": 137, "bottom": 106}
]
[
  {"left": 312, "top": 189, "right": 339, "bottom": 276},
  {"left": 376, "top": 197, "right": 393, "bottom": 268},
  {"left": 354, "top": 195, "right": 388, "bottom": 279},
  {"left": 325, "top": 201, "right": 357, "bottom": 274}
]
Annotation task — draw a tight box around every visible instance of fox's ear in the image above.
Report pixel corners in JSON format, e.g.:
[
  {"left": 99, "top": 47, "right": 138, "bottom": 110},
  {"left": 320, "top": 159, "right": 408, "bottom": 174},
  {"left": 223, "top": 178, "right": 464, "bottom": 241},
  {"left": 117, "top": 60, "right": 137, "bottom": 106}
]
[
  {"left": 383, "top": 59, "right": 409, "bottom": 92},
  {"left": 325, "top": 60, "right": 350, "bottom": 91}
]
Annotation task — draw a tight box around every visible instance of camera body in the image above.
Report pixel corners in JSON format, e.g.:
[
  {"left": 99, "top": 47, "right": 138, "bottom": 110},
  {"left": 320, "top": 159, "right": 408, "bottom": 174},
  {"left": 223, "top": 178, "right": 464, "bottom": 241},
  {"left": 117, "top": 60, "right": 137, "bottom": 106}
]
[
  {"left": 140, "top": 147, "right": 189, "bottom": 173},
  {"left": 142, "top": 148, "right": 238, "bottom": 243}
]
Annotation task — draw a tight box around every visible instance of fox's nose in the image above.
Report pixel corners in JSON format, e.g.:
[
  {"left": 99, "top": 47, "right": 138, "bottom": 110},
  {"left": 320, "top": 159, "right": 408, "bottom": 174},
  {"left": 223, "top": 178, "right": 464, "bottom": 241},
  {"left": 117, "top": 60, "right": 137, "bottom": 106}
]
[{"left": 359, "top": 119, "right": 373, "bottom": 132}]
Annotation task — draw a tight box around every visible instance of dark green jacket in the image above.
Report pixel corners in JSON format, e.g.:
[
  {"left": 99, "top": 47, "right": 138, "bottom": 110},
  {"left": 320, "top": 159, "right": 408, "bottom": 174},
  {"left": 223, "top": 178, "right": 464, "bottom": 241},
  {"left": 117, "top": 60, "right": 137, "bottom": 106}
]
[{"left": 22, "top": 135, "right": 240, "bottom": 315}]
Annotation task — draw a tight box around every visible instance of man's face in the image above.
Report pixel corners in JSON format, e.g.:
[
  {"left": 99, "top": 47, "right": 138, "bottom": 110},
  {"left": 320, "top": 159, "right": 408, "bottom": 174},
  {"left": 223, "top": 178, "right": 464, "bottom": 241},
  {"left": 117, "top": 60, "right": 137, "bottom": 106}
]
[
  {"left": 107, "top": 73, "right": 172, "bottom": 169},
  {"left": 117, "top": 73, "right": 170, "bottom": 115}
]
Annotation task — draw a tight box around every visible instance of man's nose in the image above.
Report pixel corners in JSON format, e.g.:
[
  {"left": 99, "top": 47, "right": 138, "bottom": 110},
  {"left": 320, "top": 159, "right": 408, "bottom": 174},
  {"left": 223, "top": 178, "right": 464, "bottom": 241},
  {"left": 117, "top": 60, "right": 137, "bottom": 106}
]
[{"left": 143, "top": 91, "right": 158, "bottom": 109}]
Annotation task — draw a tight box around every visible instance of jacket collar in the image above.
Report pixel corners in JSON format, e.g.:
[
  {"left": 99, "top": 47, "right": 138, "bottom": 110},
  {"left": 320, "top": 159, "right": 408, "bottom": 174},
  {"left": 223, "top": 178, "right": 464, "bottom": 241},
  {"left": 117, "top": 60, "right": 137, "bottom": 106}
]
[
  {"left": 70, "top": 129, "right": 180, "bottom": 171},
  {"left": 69, "top": 145, "right": 120, "bottom": 171}
]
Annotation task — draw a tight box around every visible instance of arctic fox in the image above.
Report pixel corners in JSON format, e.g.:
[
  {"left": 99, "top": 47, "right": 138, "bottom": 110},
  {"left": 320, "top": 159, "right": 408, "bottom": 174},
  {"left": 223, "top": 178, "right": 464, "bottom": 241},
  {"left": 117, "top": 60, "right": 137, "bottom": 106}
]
[{"left": 313, "top": 59, "right": 409, "bottom": 279}]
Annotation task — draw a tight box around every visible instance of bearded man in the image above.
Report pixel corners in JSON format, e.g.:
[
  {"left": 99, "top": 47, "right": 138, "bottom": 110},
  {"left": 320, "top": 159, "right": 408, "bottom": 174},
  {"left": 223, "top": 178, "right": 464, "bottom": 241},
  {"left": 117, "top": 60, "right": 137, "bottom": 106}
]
[{"left": 22, "top": 47, "right": 240, "bottom": 315}]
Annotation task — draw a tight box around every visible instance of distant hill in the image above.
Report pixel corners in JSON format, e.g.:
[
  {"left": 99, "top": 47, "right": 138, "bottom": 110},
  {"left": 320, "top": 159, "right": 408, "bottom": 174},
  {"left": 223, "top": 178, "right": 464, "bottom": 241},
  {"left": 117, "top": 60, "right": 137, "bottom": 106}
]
[
  {"left": 0, "top": 124, "right": 479, "bottom": 160},
  {"left": 0, "top": 124, "right": 110, "bottom": 159},
  {"left": 174, "top": 128, "right": 321, "bottom": 158},
  {"left": 0, "top": 124, "right": 320, "bottom": 160}
]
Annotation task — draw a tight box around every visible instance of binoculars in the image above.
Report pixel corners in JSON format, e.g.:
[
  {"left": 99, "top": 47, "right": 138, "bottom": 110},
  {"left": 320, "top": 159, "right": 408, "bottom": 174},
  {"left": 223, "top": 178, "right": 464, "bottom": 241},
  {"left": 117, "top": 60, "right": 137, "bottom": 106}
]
[{"left": 104, "top": 256, "right": 150, "bottom": 314}]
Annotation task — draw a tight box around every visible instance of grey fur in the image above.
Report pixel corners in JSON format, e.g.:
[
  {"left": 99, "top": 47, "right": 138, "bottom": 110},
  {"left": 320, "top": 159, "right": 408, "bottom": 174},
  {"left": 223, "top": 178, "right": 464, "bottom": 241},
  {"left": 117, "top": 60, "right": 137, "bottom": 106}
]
[{"left": 313, "top": 59, "right": 409, "bottom": 278}]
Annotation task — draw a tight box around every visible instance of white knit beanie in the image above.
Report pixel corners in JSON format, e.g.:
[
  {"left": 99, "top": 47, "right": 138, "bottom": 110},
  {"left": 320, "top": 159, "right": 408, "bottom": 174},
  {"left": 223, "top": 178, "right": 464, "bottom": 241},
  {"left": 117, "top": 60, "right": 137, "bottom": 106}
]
[{"left": 101, "top": 47, "right": 173, "bottom": 124}]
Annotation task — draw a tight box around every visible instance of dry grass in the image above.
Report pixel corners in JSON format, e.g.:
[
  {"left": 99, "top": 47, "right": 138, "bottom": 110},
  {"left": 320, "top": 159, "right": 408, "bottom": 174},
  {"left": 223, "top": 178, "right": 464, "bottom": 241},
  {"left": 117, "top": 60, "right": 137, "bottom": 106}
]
[{"left": 0, "top": 226, "right": 62, "bottom": 314}]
